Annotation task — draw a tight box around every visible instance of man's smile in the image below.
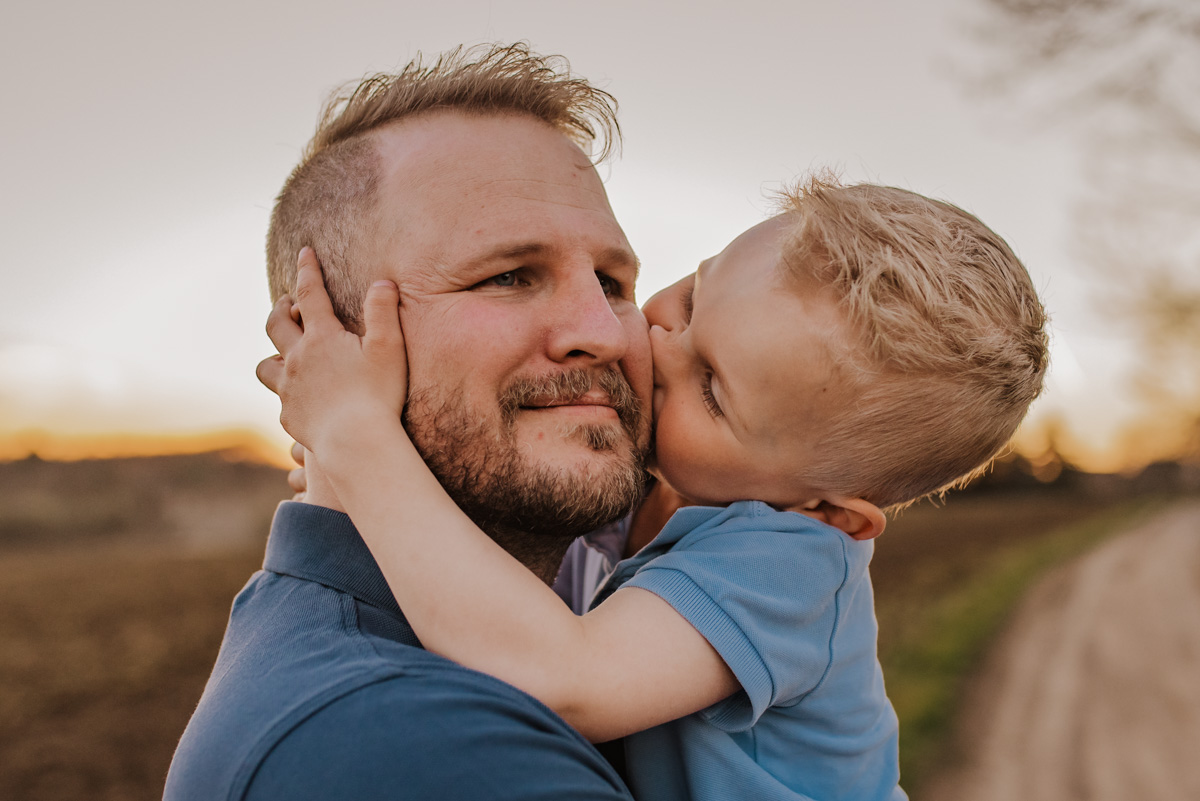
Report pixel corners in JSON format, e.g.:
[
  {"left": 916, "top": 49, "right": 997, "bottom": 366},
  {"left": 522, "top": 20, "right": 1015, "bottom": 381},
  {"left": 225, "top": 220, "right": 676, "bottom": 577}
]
[
  {"left": 521, "top": 389, "right": 615, "bottom": 407},
  {"left": 520, "top": 393, "right": 620, "bottom": 419},
  {"left": 502, "top": 369, "right": 644, "bottom": 432}
]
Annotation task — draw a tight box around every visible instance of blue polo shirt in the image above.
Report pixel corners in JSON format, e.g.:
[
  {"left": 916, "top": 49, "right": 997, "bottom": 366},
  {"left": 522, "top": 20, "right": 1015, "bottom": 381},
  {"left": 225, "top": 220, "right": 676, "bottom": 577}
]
[{"left": 165, "top": 502, "right": 632, "bottom": 801}]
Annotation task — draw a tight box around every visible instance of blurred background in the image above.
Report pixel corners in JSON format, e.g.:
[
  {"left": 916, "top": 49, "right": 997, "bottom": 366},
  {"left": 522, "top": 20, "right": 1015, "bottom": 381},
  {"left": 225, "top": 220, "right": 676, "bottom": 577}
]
[{"left": 2, "top": 0, "right": 1197, "bottom": 799}]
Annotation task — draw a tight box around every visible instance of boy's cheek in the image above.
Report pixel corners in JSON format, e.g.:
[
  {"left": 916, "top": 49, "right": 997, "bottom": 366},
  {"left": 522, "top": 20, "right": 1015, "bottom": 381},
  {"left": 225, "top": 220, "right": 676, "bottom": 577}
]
[{"left": 616, "top": 306, "right": 654, "bottom": 418}]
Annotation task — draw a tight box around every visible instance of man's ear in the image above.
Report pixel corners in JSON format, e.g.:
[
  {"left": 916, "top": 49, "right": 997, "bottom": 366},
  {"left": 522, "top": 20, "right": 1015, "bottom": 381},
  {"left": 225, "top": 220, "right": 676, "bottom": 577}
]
[{"left": 797, "top": 497, "right": 886, "bottom": 541}]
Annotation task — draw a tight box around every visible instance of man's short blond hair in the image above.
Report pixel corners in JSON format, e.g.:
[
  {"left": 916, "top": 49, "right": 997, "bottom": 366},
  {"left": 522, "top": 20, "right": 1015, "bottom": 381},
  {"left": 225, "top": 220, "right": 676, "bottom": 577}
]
[
  {"left": 266, "top": 43, "right": 620, "bottom": 326},
  {"left": 777, "top": 177, "right": 1049, "bottom": 508}
]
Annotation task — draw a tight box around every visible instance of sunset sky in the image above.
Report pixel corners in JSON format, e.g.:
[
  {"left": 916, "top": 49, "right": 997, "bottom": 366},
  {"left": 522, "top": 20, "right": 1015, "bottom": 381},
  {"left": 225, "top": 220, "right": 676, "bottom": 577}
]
[{"left": 0, "top": 0, "right": 1164, "bottom": 471}]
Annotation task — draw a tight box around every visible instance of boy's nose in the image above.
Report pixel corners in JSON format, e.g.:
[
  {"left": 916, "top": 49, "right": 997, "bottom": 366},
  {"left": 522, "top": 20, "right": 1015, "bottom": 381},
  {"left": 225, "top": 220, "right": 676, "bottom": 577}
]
[
  {"left": 641, "top": 274, "right": 692, "bottom": 331},
  {"left": 648, "top": 324, "right": 679, "bottom": 386},
  {"left": 642, "top": 293, "right": 670, "bottom": 331}
]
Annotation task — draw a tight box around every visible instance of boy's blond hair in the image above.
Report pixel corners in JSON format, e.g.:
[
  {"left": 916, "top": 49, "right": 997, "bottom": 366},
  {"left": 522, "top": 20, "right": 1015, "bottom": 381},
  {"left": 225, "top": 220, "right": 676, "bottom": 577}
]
[
  {"left": 266, "top": 42, "right": 620, "bottom": 326},
  {"left": 777, "top": 177, "right": 1049, "bottom": 508}
]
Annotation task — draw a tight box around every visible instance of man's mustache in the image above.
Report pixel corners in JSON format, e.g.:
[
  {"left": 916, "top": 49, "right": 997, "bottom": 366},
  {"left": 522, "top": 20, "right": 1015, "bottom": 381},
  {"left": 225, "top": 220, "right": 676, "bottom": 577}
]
[{"left": 500, "top": 368, "right": 645, "bottom": 440}]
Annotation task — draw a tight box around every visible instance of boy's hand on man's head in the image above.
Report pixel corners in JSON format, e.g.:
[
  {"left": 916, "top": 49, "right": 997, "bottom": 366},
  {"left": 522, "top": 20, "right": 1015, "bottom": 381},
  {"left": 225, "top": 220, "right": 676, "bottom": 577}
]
[{"left": 256, "top": 247, "right": 410, "bottom": 458}]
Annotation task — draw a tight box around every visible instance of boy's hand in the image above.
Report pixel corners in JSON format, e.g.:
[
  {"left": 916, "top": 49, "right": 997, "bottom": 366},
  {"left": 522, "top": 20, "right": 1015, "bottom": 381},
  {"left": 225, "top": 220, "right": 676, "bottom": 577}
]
[
  {"left": 287, "top": 441, "right": 308, "bottom": 500},
  {"left": 256, "top": 248, "right": 408, "bottom": 456}
]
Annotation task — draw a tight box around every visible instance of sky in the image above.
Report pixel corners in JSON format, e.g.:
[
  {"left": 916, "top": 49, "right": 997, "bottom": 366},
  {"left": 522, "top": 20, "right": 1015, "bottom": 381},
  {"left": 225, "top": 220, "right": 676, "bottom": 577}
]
[{"left": 0, "top": 0, "right": 1155, "bottom": 470}]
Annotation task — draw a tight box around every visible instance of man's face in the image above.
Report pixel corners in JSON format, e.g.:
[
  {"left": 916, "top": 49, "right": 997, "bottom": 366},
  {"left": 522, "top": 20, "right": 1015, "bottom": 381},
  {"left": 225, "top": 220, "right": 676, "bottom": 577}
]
[{"left": 363, "top": 112, "right": 652, "bottom": 552}]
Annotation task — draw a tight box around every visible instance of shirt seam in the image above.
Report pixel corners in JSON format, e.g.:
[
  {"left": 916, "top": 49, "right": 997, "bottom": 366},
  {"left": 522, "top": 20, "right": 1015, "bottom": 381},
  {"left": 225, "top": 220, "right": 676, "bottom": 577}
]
[
  {"left": 795, "top": 533, "right": 854, "bottom": 703},
  {"left": 264, "top": 564, "right": 397, "bottom": 616},
  {"left": 626, "top": 566, "right": 777, "bottom": 715}
]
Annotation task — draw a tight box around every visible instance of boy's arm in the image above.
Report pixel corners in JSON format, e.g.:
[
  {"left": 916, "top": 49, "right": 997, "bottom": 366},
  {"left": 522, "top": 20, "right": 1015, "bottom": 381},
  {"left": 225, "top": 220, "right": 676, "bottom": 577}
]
[
  {"left": 258, "top": 250, "right": 737, "bottom": 742},
  {"left": 326, "top": 422, "right": 735, "bottom": 741}
]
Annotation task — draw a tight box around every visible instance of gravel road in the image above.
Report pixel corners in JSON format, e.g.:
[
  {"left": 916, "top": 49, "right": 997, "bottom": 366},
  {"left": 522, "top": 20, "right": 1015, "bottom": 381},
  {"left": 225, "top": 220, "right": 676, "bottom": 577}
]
[{"left": 924, "top": 500, "right": 1200, "bottom": 801}]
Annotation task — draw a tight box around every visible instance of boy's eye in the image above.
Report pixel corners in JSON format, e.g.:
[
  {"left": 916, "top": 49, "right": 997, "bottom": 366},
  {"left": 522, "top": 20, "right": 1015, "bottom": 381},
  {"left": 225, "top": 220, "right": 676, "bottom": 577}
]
[{"left": 701, "top": 372, "right": 724, "bottom": 418}]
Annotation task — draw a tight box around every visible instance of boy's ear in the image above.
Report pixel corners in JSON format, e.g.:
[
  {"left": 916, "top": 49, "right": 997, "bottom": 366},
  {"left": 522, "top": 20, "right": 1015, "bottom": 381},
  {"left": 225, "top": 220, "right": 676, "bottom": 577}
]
[{"left": 798, "top": 497, "right": 886, "bottom": 541}]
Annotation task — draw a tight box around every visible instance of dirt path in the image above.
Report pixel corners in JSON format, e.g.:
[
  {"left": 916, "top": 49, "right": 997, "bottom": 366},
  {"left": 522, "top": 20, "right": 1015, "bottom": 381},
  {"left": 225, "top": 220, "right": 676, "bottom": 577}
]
[{"left": 924, "top": 500, "right": 1200, "bottom": 801}]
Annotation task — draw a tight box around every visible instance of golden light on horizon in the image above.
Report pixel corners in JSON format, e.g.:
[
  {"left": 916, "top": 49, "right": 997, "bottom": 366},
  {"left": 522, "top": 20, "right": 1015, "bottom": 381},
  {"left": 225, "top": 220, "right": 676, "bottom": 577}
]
[
  {"left": 2, "top": 407, "right": 1192, "bottom": 477},
  {"left": 0, "top": 429, "right": 294, "bottom": 469}
]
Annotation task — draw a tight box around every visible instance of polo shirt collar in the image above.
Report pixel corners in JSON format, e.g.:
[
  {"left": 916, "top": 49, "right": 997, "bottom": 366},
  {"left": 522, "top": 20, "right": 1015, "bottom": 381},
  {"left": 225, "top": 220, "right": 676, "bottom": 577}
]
[{"left": 263, "top": 501, "right": 401, "bottom": 615}]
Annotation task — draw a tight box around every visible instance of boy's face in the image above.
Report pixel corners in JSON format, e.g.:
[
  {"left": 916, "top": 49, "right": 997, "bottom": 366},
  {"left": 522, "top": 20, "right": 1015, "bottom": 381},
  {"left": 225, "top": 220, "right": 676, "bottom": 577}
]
[{"left": 642, "top": 216, "right": 854, "bottom": 511}]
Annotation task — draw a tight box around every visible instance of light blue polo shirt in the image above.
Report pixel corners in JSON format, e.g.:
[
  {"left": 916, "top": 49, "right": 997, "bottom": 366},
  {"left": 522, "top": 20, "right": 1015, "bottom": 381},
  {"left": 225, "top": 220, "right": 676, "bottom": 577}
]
[
  {"left": 593, "top": 501, "right": 906, "bottom": 801},
  {"left": 165, "top": 502, "right": 633, "bottom": 801}
]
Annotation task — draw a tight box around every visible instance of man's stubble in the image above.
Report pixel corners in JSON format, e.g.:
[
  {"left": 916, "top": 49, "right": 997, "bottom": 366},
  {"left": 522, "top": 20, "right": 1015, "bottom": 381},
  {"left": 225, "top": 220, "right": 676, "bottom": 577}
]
[{"left": 403, "top": 368, "right": 649, "bottom": 581}]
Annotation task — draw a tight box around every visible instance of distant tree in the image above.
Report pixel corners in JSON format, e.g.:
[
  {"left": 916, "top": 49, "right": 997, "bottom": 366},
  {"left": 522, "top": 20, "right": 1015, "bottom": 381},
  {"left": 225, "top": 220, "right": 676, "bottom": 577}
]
[{"left": 970, "top": 0, "right": 1200, "bottom": 459}]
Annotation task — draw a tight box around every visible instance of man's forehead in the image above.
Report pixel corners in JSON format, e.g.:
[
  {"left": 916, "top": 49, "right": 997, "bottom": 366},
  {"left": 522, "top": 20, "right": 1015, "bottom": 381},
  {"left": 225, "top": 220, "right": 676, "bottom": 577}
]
[
  {"left": 373, "top": 115, "right": 616, "bottom": 222},
  {"left": 374, "top": 111, "right": 595, "bottom": 182},
  {"left": 364, "top": 113, "right": 635, "bottom": 285}
]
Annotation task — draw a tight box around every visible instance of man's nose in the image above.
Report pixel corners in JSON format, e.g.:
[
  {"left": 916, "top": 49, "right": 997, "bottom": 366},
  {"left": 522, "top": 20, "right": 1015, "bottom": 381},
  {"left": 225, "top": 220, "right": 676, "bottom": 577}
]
[{"left": 545, "top": 273, "right": 628, "bottom": 365}]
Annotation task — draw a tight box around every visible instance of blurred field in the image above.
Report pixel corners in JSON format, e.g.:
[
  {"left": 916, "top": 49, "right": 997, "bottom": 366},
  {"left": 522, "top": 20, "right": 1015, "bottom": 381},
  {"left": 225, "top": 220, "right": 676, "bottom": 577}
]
[
  {"left": 0, "top": 451, "right": 1183, "bottom": 800},
  {"left": 0, "top": 453, "right": 286, "bottom": 552},
  {"left": 0, "top": 453, "right": 283, "bottom": 801},
  {"left": 0, "top": 545, "right": 265, "bottom": 800}
]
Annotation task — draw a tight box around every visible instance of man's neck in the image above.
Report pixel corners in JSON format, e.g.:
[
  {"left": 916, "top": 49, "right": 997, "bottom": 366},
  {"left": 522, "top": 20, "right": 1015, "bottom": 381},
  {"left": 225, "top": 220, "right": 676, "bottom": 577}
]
[{"left": 485, "top": 525, "right": 575, "bottom": 585}]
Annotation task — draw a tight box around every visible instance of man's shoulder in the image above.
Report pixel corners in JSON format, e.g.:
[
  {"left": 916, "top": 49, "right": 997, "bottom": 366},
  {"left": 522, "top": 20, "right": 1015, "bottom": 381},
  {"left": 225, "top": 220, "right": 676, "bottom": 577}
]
[
  {"left": 164, "top": 569, "right": 422, "bottom": 799},
  {"left": 245, "top": 668, "right": 630, "bottom": 800},
  {"left": 167, "top": 569, "right": 631, "bottom": 801}
]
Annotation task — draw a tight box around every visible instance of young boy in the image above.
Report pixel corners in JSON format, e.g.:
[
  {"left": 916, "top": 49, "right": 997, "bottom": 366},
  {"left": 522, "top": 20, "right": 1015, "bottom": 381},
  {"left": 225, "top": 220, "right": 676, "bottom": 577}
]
[{"left": 261, "top": 177, "right": 1048, "bottom": 801}]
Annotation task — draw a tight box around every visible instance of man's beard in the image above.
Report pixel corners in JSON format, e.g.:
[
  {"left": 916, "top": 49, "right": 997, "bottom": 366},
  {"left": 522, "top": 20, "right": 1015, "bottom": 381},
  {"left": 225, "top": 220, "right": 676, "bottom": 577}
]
[{"left": 403, "top": 368, "right": 649, "bottom": 580}]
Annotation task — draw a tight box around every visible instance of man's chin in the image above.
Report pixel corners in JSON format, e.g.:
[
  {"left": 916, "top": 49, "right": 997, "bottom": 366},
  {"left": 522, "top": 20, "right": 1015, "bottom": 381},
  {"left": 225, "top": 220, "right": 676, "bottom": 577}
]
[
  {"left": 513, "top": 418, "right": 639, "bottom": 468},
  {"left": 404, "top": 388, "right": 647, "bottom": 571}
]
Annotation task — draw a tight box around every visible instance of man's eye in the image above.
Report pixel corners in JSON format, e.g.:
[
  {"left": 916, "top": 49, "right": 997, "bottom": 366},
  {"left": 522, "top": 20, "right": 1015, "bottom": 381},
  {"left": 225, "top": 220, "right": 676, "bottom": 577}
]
[
  {"left": 597, "top": 273, "right": 621, "bottom": 296},
  {"left": 486, "top": 272, "right": 518, "bottom": 287}
]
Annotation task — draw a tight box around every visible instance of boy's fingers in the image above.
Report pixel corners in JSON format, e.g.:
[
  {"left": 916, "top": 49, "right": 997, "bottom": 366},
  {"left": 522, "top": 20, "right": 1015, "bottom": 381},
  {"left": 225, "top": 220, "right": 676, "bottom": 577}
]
[
  {"left": 287, "top": 467, "right": 307, "bottom": 499},
  {"left": 362, "top": 280, "right": 402, "bottom": 350},
  {"left": 265, "top": 296, "right": 302, "bottom": 355},
  {"left": 290, "top": 441, "right": 306, "bottom": 468},
  {"left": 256, "top": 354, "right": 284, "bottom": 395},
  {"left": 292, "top": 247, "right": 341, "bottom": 334}
]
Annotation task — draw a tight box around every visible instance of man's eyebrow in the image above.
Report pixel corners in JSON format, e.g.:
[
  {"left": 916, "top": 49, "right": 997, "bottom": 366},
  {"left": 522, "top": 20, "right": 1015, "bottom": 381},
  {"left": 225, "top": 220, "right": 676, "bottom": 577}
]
[
  {"left": 465, "top": 243, "right": 637, "bottom": 274},
  {"left": 597, "top": 246, "right": 639, "bottom": 276},
  {"left": 474, "top": 243, "right": 548, "bottom": 263},
  {"left": 450, "top": 243, "right": 548, "bottom": 282}
]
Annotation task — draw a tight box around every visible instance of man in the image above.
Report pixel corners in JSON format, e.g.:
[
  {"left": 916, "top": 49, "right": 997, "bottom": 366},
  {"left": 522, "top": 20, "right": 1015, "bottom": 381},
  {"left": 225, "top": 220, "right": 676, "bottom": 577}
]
[{"left": 165, "top": 44, "right": 651, "bottom": 800}]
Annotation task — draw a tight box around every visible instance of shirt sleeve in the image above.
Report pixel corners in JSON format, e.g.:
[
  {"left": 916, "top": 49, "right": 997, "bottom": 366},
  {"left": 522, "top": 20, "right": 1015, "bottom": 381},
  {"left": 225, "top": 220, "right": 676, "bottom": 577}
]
[
  {"left": 621, "top": 503, "right": 858, "bottom": 732},
  {"left": 244, "top": 672, "right": 633, "bottom": 801}
]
